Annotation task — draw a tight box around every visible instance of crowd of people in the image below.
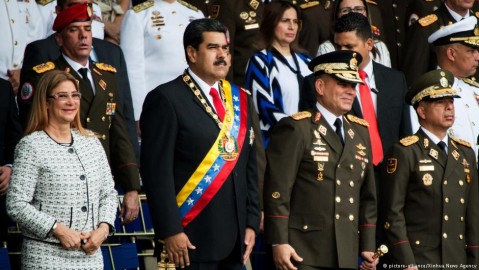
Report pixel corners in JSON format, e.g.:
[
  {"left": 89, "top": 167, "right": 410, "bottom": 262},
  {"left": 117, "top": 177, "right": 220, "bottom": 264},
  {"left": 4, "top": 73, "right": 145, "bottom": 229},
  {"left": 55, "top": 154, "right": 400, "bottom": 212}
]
[{"left": 1, "top": 0, "right": 479, "bottom": 269}]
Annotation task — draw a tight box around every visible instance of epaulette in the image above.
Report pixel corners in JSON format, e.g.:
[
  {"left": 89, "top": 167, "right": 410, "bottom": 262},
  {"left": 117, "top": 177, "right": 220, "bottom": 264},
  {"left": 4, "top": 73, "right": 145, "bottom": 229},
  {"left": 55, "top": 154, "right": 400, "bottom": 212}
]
[
  {"left": 346, "top": 114, "right": 369, "bottom": 127},
  {"left": 475, "top": 12, "right": 479, "bottom": 18},
  {"left": 33, "top": 62, "right": 55, "bottom": 74},
  {"left": 366, "top": 0, "right": 377, "bottom": 5},
  {"left": 371, "top": 25, "right": 381, "bottom": 38},
  {"left": 290, "top": 111, "right": 312, "bottom": 120},
  {"left": 299, "top": 1, "right": 319, "bottom": 9},
  {"left": 241, "top": 88, "right": 252, "bottom": 95},
  {"left": 95, "top": 63, "right": 117, "bottom": 73},
  {"left": 177, "top": 0, "right": 199, "bottom": 12},
  {"left": 400, "top": 135, "right": 419, "bottom": 146},
  {"left": 452, "top": 137, "right": 472, "bottom": 148},
  {"left": 132, "top": 1, "right": 154, "bottom": 13},
  {"left": 36, "top": 0, "right": 54, "bottom": 6},
  {"left": 418, "top": 14, "right": 437, "bottom": 27},
  {"left": 463, "top": 78, "right": 479, "bottom": 88}
]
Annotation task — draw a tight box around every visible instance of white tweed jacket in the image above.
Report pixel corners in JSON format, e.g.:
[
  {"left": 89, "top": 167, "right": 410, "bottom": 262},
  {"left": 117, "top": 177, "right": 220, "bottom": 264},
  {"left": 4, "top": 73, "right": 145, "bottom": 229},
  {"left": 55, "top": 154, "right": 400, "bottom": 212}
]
[{"left": 7, "top": 130, "right": 118, "bottom": 243}]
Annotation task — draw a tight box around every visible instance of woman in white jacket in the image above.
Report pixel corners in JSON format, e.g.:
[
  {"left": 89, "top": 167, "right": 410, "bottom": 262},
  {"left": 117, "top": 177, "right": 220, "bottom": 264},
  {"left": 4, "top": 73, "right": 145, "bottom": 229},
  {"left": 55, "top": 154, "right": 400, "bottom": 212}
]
[{"left": 7, "top": 70, "right": 118, "bottom": 270}]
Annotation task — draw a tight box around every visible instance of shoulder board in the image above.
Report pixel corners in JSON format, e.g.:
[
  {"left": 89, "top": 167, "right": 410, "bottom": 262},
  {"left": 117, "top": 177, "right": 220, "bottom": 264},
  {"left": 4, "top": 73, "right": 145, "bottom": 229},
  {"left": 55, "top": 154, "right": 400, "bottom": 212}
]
[
  {"left": 475, "top": 12, "right": 479, "bottom": 18},
  {"left": 366, "top": 0, "right": 377, "bottom": 5},
  {"left": 33, "top": 62, "right": 55, "bottom": 74},
  {"left": 371, "top": 25, "right": 381, "bottom": 38},
  {"left": 346, "top": 114, "right": 369, "bottom": 127},
  {"left": 132, "top": 1, "right": 154, "bottom": 13},
  {"left": 452, "top": 137, "right": 472, "bottom": 148},
  {"left": 95, "top": 63, "right": 117, "bottom": 73},
  {"left": 177, "top": 0, "right": 199, "bottom": 12},
  {"left": 241, "top": 88, "right": 252, "bottom": 95},
  {"left": 418, "top": 14, "right": 437, "bottom": 27},
  {"left": 299, "top": 1, "right": 319, "bottom": 9},
  {"left": 463, "top": 78, "right": 479, "bottom": 88},
  {"left": 400, "top": 135, "right": 419, "bottom": 146},
  {"left": 290, "top": 111, "right": 312, "bottom": 120},
  {"left": 36, "top": 0, "right": 54, "bottom": 6}
]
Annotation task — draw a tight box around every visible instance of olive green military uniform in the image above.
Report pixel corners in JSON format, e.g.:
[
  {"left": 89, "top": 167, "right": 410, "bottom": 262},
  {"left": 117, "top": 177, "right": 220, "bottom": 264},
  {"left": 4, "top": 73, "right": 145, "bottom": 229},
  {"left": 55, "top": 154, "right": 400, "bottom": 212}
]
[
  {"left": 18, "top": 57, "right": 141, "bottom": 192},
  {"left": 264, "top": 111, "right": 377, "bottom": 269},
  {"left": 380, "top": 131, "right": 479, "bottom": 266},
  {"left": 378, "top": 0, "right": 410, "bottom": 69}
]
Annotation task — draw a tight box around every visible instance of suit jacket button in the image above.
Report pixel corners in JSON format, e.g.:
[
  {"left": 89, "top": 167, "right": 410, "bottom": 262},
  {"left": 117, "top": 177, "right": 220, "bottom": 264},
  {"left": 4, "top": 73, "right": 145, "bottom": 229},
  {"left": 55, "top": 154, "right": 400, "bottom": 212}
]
[
  {"left": 102, "top": 134, "right": 107, "bottom": 140},
  {"left": 303, "top": 225, "right": 308, "bottom": 230},
  {"left": 80, "top": 175, "right": 86, "bottom": 180},
  {"left": 349, "top": 214, "right": 354, "bottom": 221},
  {"left": 443, "top": 233, "right": 448, "bottom": 239},
  {"left": 81, "top": 206, "right": 87, "bottom": 212},
  {"left": 86, "top": 117, "right": 91, "bottom": 123},
  {"left": 335, "top": 214, "right": 340, "bottom": 220},
  {"left": 68, "top": 148, "right": 74, "bottom": 154}
]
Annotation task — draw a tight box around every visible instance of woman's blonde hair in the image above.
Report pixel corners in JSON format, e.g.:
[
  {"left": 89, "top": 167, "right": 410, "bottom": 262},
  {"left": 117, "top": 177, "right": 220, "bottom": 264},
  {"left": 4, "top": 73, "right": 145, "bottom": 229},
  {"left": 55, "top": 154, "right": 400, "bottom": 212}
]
[{"left": 24, "top": 70, "right": 88, "bottom": 136}]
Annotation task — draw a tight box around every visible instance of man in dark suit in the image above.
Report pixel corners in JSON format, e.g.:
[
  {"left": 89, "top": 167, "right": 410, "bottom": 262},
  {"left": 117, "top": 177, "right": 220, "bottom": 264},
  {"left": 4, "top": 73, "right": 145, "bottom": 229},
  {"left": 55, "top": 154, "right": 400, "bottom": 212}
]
[
  {"left": 18, "top": 3, "right": 141, "bottom": 225},
  {"left": 380, "top": 69, "right": 479, "bottom": 268},
  {"left": 0, "top": 79, "right": 22, "bottom": 244},
  {"left": 264, "top": 50, "right": 378, "bottom": 270},
  {"left": 400, "top": 0, "right": 479, "bottom": 85},
  {"left": 334, "top": 12, "right": 412, "bottom": 166},
  {"left": 20, "top": 0, "right": 139, "bottom": 165},
  {"left": 140, "top": 18, "right": 260, "bottom": 269}
]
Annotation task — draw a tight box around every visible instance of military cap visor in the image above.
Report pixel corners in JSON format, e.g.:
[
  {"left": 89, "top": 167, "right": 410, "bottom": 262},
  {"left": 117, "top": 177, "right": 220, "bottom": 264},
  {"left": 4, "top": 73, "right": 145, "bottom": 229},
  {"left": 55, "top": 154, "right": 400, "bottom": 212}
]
[
  {"left": 308, "top": 50, "right": 364, "bottom": 84},
  {"left": 406, "top": 69, "right": 460, "bottom": 106},
  {"left": 53, "top": 3, "right": 92, "bottom": 32},
  {"left": 428, "top": 16, "right": 479, "bottom": 49}
]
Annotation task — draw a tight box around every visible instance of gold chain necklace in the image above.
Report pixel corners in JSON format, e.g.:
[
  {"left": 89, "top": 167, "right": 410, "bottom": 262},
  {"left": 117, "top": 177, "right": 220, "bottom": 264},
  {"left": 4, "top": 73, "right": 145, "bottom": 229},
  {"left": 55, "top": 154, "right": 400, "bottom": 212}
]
[{"left": 182, "top": 71, "right": 232, "bottom": 131}]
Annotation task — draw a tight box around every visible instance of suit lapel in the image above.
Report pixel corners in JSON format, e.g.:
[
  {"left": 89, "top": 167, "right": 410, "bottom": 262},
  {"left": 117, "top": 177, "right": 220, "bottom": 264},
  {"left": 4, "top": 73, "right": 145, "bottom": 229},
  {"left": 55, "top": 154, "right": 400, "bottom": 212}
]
[
  {"left": 186, "top": 71, "right": 222, "bottom": 129},
  {"left": 351, "top": 98, "right": 363, "bottom": 118},
  {"left": 339, "top": 117, "right": 357, "bottom": 162},
  {"left": 316, "top": 113, "right": 343, "bottom": 154},
  {"left": 417, "top": 129, "right": 446, "bottom": 168},
  {"left": 443, "top": 138, "right": 462, "bottom": 179},
  {"left": 89, "top": 63, "right": 109, "bottom": 116},
  {"left": 373, "top": 62, "right": 386, "bottom": 127}
]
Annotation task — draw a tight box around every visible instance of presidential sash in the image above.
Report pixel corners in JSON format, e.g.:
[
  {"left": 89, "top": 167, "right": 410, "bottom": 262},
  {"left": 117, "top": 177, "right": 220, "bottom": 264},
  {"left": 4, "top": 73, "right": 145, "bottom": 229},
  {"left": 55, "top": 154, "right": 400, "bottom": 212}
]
[{"left": 176, "top": 80, "right": 248, "bottom": 227}]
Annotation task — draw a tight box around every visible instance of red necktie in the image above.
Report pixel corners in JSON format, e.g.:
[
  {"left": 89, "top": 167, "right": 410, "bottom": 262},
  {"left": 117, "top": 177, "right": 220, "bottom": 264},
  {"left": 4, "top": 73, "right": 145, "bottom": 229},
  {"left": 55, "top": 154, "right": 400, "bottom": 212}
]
[
  {"left": 209, "top": 87, "right": 225, "bottom": 121},
  {"left": 358, "top": 70, "right": 383, "bottom": 165}
]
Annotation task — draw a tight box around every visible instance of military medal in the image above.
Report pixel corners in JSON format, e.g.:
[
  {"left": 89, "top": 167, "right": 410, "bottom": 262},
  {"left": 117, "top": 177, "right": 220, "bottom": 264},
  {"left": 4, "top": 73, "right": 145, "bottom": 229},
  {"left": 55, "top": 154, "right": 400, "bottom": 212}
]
[
  {"left": 348, "top": 129, "right": 354, "bottom": 139},
  {"left": 452, "top": 150, "right": 460, "bottom": 160},
  {"left": 318, "top": 125, "right": 327, "bottom": 136},
  {"left": 422, "top": 173, "right": 433, "bottom": 186},
  {"left": 386, "top": 158, "right": 397, "bottom": 174},
  {"left": 106, "top": 102, "right": 116, "bottom": 115},
  {"left": 218, "top": 135, "right": 239, "bottom": 161},
  {"left": 429, "top": 149, "right": 439, "bottom": 160},
  {"left": 317, "top": 162, "right": 324, "bottom": 181},
  {"left": 99, "top": 79, "right": 107, "bottom": 90},
  {"left": 249, "top": 127, "right": 255, "bottom": 145}
]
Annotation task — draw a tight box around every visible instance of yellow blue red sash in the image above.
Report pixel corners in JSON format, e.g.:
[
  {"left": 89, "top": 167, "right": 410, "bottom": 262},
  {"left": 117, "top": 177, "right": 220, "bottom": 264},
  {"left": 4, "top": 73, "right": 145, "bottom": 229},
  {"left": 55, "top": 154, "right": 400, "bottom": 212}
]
[{"left": 176, "top": 80, "right": 248, "bottom": 227}]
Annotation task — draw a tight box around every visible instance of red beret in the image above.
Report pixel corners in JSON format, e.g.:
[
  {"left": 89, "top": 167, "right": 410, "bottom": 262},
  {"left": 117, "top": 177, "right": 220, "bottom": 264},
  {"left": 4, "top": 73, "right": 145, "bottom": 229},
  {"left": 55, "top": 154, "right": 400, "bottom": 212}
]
[{"left": 53, "top": 3, "right": 92, "bottom": 32}]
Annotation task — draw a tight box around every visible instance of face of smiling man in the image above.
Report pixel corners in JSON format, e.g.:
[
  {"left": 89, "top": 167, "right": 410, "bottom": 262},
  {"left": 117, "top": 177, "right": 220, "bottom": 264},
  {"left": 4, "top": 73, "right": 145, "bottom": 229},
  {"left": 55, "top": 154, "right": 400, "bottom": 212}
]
[
  {"left": 186, "top": 31, "right": 231, "bottom": 86},
  {"left": 315, "top": 75, "right": 357, "bottom": 117}
]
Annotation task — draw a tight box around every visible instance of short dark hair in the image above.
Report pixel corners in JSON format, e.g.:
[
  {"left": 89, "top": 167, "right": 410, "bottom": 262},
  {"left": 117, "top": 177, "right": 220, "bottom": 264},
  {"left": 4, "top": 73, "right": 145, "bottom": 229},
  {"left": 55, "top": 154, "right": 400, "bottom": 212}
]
[
  {"left": 334, "top": 12, "right": 372, "bottom": 41},
  {"left": 183, "top": 18, "right": 228, "bottom": 64},
  {"left": 259, "top": 0, "right": 302, "bottom": 51}
]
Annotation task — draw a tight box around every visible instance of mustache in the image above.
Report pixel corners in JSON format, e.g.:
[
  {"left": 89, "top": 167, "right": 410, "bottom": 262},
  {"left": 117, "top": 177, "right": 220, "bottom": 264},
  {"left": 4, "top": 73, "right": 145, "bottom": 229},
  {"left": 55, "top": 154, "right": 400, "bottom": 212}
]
[{"left": 214, "top": 59, "right": 227, "bottom": 66}]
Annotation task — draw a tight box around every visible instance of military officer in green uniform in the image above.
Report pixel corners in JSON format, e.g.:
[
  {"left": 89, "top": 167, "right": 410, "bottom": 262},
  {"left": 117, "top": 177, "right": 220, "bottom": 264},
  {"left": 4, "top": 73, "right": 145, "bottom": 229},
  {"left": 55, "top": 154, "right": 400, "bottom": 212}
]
[
  {"left": 400, "top": 0, "right": 479, "bottom": 85},
  {"left": 380, "top": 69, "right": 479, "bottom": 268},
  {"left": 264, "top": 50, "right": 378, "bottom": 270},
  {"left": 18, "top": 3, "right": 141, "bottom": 223}
]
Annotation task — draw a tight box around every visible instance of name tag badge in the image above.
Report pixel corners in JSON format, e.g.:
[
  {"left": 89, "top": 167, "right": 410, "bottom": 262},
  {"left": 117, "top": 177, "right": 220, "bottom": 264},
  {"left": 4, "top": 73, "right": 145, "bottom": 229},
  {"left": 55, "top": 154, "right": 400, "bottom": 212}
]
[
  {"left": 314, "top": 156, "right": 328, "bottom": 162},
  {"left": 419, "top": 165, "right": 435, "bottom": 171}
]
